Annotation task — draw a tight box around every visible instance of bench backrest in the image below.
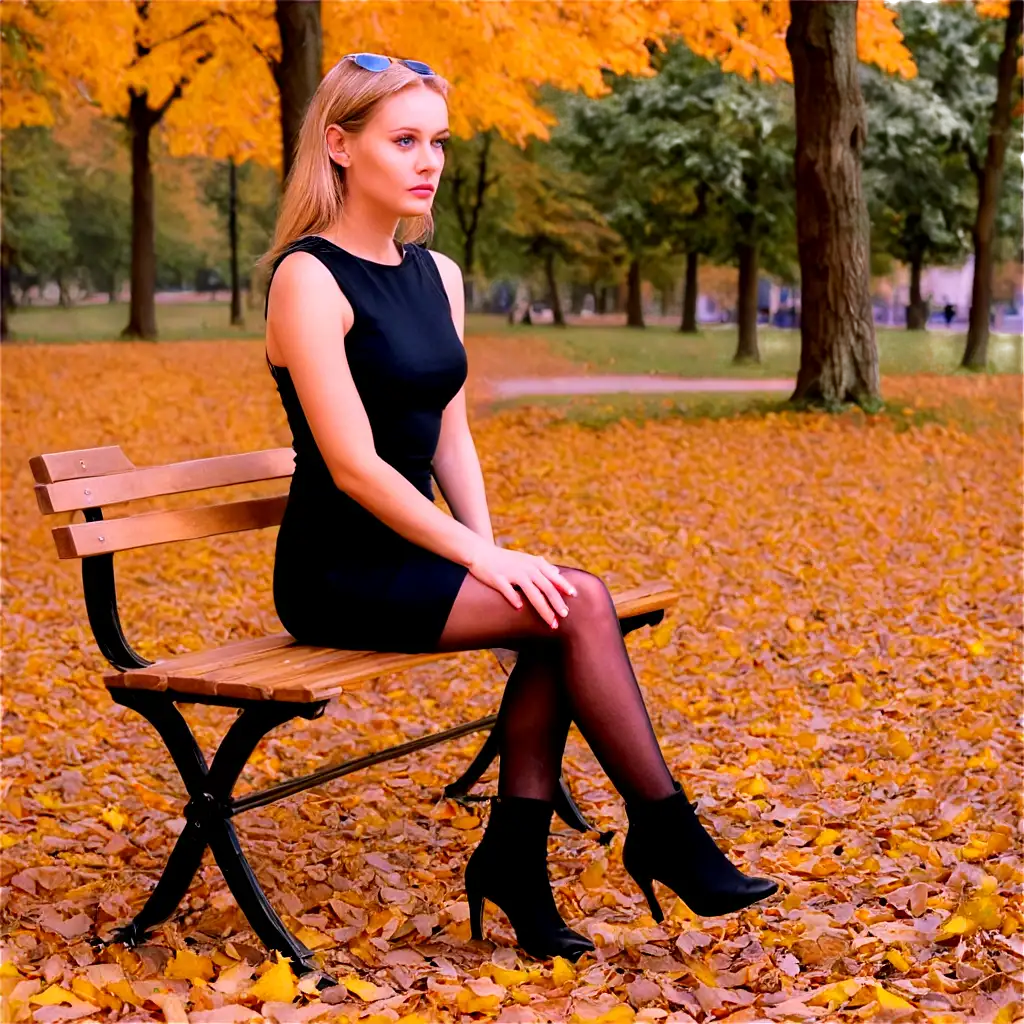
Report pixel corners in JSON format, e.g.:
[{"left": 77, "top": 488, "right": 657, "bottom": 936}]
[{"left": 30, "top": 445, "right": 295, "bottom": 559}]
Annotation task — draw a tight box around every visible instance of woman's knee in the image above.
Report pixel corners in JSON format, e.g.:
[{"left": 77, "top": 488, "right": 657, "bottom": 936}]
[{"left": 557, "top": 566, "right": 615, "bottom": 626}]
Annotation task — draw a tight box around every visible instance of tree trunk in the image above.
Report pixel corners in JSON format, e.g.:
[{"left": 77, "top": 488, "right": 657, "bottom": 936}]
[
  {"left": 626, "top": 257, "right": 644, "bottom": 327},
  {"left": 962, "top": 0, "right": 1023, "bottom": 369},
  {"left": 545, "top": 250, "right": 565, "bottom": 326},
  {"left": 229, "top": 157, "right": 242, "bottom": 326},
  {"left": 597, "top": 285, "right": 610, "bottom": 314},
  {"left": 121, "top": 91, "right": 158, "bottom": 340},
  {"left": 734, "top": 239, "right": 760, "bottom": 363},
  {"left": 0, "top": 240, "right": 11, "bottom": 341},
  {"left": 907, "top": 253, "right": 927, "bottom": 329},
  {"left": 680, "top": 250, "right": 699, "bottom": 333},
  {"left": 786, "top": 1, "right": 880, "bottom": 410},
  {"left": 275, "top": 0, "right": 323, "bottom": 183}
]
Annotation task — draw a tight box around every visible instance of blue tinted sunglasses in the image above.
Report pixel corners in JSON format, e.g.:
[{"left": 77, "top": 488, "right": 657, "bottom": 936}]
[{"left": 343, "top": 53, "right": 435, "bottom": 76}]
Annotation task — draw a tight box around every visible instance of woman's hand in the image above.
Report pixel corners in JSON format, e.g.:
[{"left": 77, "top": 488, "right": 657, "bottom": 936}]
[{"left": 467, "top": 544, "right": 577, "bottom": 629}]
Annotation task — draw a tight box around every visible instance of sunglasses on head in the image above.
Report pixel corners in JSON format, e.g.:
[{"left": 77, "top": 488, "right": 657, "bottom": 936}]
[{"left": 343, "top": 53, "right": 435, "bottom": 76}]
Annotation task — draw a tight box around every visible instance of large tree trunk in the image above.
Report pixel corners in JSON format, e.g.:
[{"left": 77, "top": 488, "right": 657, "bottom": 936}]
[
  {"left": 907, "top": 252, "right": 927, "bottom": 329},
  {"left": 786, "top": 1, "right": 880, "bottom": 409},
  {"left": 544, "top": 250, "right": 565, "bottom": 326},
  {"left": 229, "top": 158, "right": 242, "bottom": 327},
  {"left": 962, "top": 0, "right": 1023, "bottom": 369},
  {"left": 121, "top": 91, "right": 158, "bottom": 340},
  {"left": 626, "top": 256, "right": 644, "bottom": 327},
  {"left": 275, "top": 0, "right": 323, "bottom": 183},
  {"left": 734, "top": 238, "right": 760, "bottom": 363},
  {"left": 680, "top": 250, "right": 699, "bottom": 333}
]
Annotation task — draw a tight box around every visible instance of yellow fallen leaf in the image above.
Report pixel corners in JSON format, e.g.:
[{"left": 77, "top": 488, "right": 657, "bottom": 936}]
[
  {"left": 293, "top": 926, "right": 332, "bottom": 950},
  {"left": 580, "top": 856, "right": 607, "bottom": 888},
  {"left": 488, "top": 966, "right": 530, "bottom": 987},
  {"left": 813, "top": 828, "right": 842, "bottom": 846},
  {"left": 873, "top": 984, "right": 915, "bottom": 1011},
  {"left": 343, "top": 975, "right": 381, "bottom": 1001},
  {"left": 937, "top": 914, "right": 971, "bottom": 938},
  {"left": 593, "top": 1005, "right": 635, "bottom": 1024},
  {"left": 248, "top": 953, "right": 298, "bottom": 1002},
  {"left": 101, "top": 805, "right": 127, "bottom": 832},
  {"left": 552, "top": 956, "right": 576, "bottom": 986},
  {"left": 966, "top": 639, "right": 986, "bottom": 657},
  {"left": 786, "top": 616, "right": 805, "bottom": 632},
  {"left": 886, "top": 949, "right": 911, "bottom": 972},
  {"left": 886, "top": 729, "right": 914, "bottom": 760},
  {"left": 651, "top": 622, "right": 673, "bottom": 648},
  {"left": 737, "top": 774, "right": 767, "bottom": 797},
  {"left": 451, "top": 815, "right": 480, "bottom": 830},
  {"left": 164, "top": 949, "right": 215, "bottom": 982},
  {"left": 808, "top": 978, "right": 862, "bottom": 1009},
  {"left": 29, "top": 985, "right": 77, "bottom": 1006}
]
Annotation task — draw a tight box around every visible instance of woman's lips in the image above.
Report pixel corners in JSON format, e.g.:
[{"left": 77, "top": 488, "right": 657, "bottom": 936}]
[{"left": 409, "top": 185, "right": 435, "bottom": 194}]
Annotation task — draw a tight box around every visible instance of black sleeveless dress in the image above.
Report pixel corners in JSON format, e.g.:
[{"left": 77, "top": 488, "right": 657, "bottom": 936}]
[{"left": 264, "top": 234, "right": 471, "bottom": 653}]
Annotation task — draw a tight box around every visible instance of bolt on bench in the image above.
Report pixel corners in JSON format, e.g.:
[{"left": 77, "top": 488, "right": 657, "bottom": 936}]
[{"left": 30, "top": 444, "right": 680, "bottom": 986}]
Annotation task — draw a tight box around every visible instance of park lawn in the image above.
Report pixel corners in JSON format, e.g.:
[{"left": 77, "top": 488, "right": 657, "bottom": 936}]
[
  {"left": 468, "top": 316, "right": 1024, "bottom": 378},
  {"left": 8, "top": 301, "right": 1023, "bottom": 377}
]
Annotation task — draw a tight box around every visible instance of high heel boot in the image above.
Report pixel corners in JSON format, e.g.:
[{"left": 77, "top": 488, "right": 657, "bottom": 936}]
[
  {"left": 623, "top": 779, "right": 778, "bottom": 922},
  {"left": 465, "top": 794, "right": 595, "bottom": 962}
]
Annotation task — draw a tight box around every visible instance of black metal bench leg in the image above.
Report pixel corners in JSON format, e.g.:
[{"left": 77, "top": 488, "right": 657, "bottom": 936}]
[
  {"left": 109, "top": 819, "right": 208, "bottom": 946},
  {"left": 106, "top": 689, "right": 337, "bottom": 988},
  {"left": 443, "top": 727, "right": 499, "bottom": 800},
  {"left": 554, "top": 776, "right": 615, "bottom": 845}
]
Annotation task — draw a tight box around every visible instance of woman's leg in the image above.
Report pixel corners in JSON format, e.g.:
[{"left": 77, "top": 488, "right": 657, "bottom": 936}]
[
  {"left": 492, "top": 642, "right": 572, "bottom": 802},
  {"left": 437, "top": 565, "right": 676, "bottom": 803}
]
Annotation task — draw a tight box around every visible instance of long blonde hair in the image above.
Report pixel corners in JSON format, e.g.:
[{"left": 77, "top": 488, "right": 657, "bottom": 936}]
[{"left": 256, "top": 57, "right": 451, "bottom": 284}]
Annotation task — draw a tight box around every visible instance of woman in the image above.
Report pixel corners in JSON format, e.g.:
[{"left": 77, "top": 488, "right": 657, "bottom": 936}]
[{"left": 260, "top": 53, "right": 777, "bottom": 963}]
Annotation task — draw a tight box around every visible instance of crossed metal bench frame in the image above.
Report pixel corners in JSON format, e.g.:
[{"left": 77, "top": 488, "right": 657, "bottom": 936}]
[{"left": 81, "top": 507, "right": 666, "bottom": 987}]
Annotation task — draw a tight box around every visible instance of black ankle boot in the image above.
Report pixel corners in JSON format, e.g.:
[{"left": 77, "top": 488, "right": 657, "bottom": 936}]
[
  {"left": 465, "top": 794, "right": 595, "bottom": 962},
  {"left": 623, "top": 780, "right": 778, "bottom": 922}
]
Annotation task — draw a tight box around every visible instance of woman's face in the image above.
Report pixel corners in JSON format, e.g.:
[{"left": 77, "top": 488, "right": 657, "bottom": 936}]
[{"left": 330, "top": 85, "right": 450, "bottom": 216}]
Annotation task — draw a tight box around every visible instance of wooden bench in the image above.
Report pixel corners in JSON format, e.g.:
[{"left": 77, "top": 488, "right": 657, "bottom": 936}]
[{"left": 30, "top": 443, "right": 680, "bottom": 987}]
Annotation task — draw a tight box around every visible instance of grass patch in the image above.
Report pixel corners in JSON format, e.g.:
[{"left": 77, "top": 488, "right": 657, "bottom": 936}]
[
  {"left": 469, "top": 315, "right": 1023, "bottom": 378},
  {"left": 485, "top": 389, "right": 987, "bottom": 433}
]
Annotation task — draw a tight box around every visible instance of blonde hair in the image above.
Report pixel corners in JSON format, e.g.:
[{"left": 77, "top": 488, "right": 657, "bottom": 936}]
[{"left": 256, "top": 57, "right": 450, "bottom": 283}]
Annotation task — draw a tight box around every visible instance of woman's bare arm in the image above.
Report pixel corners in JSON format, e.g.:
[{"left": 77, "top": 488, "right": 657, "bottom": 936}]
[
  {"left": 266, "top": 250, "right": 491, "bottom": 569},
  {"left": 427, "top": 250, "right": 494, "bottom": 545}
]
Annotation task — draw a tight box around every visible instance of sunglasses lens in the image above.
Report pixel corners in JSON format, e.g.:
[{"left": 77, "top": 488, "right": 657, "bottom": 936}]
[
  {"left": 402, "top": 59, "right": 434, "bottom": 76},
  {"left": 350, "top": 53, "right": 390, "bottom": 71}
]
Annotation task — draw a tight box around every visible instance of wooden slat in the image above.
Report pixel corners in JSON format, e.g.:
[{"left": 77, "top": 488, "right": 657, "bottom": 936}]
[
  {"left": 50, "top": 494, "right": 288, "bottom": 558},
  {"left": 29, "top": 446, "right": 135, "bottom": 485},
  {"left": 104, "top": 582, "right": 681, "bottom": 704},
  {"left": 35, "top": 448, "right": 295, "bottom": 514}
]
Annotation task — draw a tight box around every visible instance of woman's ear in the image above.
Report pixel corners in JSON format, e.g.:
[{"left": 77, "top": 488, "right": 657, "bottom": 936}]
[{"left": 326, "top": 124, "right": 351, "bottom": 168}]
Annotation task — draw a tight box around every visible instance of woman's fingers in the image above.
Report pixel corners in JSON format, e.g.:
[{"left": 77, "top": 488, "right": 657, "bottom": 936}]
[
  {"left": 495, "top": 575, "right": 523, "bottom": 610},
  {"left": 537, "top": 559, "right": 576, "bottom": 597},
  {"left": 517, "top": 575, "right": 558, "bottom": 628},
  {"left": 533, "top": 571, "right": 569, "bottom": 619}
]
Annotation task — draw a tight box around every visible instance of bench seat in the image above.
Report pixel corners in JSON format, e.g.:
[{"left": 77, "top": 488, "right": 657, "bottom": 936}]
[{"left": 107, "top": 581, "right": 678, "bottom": 703}]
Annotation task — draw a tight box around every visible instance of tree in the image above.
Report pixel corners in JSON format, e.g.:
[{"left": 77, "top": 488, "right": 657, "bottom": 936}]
[
  {"left": 708, "top": 75, "right": 794, "bottom": 364},
  {"left": 786, "top": 2, "right": 880, "bottom": 411},
  {"left": 862, "top": 56, "right": 975, "bottom": 329},
  {"left": 961, "top": 0, "right": 1023, "bottom": 368}
]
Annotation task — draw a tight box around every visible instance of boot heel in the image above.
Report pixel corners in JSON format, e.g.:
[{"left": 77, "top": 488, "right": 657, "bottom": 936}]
[
  {"left": 629, "top": 872, "right": 664, "bottom": 923},
  {"left": 467, "top": 882, "right": 485, "bottom": 941}
]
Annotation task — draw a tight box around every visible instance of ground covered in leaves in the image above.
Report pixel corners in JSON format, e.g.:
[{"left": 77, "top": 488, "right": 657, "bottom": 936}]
[{"left": 2, "top": 341, "right": 1021, "bottom": 1023}]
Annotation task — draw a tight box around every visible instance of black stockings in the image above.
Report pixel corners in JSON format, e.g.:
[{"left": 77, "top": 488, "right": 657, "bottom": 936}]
[{"left": 435, "top": 566, "right": 676, "bottom": 804}]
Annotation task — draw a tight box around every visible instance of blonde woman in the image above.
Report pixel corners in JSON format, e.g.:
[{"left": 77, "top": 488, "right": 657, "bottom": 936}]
[{"left": 260, "top": 53, "right": 776, "bottom": 963}]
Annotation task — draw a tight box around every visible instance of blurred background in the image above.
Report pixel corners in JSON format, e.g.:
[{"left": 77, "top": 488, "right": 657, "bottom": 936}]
[{"left": 2, "top": 0, "right": 1020, "bottom": 383}]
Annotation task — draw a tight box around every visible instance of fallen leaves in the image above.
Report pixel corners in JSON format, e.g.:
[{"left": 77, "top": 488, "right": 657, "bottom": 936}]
[{"left": 1, "top": 342, "right": 1021, "bottom": 1022}]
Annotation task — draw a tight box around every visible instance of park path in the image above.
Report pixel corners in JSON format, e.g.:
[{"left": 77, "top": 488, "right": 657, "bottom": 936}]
[{"left": 488, "top": 375, "right": 794, "bottom": 398}]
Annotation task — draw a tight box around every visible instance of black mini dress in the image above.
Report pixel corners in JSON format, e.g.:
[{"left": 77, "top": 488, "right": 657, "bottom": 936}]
[{"left": 264, "top": 234, "right": 471, "bottom": 653}]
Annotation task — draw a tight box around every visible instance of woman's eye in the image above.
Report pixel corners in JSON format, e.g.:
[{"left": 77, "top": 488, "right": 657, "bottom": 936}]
[{"left": 397, "top": 136, "right": 447, "bottom": 149}]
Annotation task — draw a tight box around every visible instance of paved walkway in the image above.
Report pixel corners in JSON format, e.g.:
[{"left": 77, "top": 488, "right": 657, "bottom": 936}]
[{"left": 489, "top": 375, "right": 795, "bottom": 398}]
